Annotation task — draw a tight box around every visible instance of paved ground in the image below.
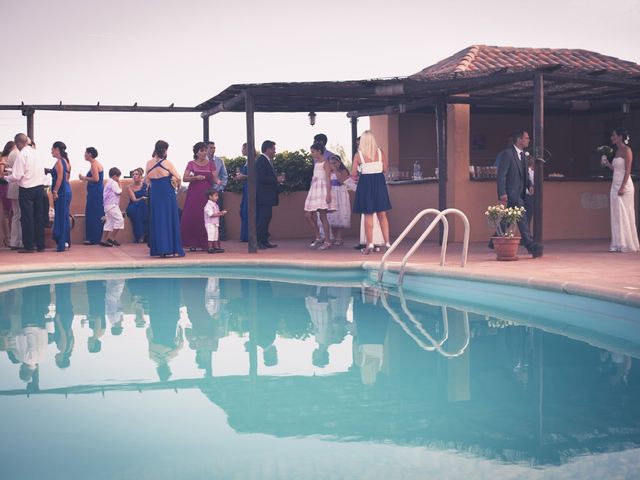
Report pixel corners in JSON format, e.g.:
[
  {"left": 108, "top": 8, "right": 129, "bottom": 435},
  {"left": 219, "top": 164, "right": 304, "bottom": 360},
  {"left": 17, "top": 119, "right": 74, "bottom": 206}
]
[{"left": 1, "top": 237, "right": 639, "bottom": 305}]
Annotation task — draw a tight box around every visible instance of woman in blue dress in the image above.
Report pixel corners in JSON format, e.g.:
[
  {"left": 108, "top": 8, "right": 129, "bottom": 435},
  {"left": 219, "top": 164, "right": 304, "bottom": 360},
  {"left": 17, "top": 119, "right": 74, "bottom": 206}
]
[
  {"left": 78, "top": 147, "right": 104, "bottom": 245},
  {"left": 145, "top": 140, "right": 185, "bottom": 257},
  {"left": 50, "top": 141, "right": 72, "bottom": 252},
  {"left": 126, "top": 167, "right": 148, "bottom": 243}
]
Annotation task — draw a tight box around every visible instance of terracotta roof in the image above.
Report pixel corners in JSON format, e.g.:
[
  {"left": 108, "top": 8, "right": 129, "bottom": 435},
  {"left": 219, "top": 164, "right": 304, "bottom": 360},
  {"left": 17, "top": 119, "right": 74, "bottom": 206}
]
[{"left": 411, "top": 45, "right": 640, "bottom": 80}]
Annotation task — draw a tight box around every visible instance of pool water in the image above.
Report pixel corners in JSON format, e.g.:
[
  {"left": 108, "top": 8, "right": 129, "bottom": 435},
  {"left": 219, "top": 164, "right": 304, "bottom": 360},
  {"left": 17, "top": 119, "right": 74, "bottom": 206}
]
[{"left": 0, "top": 270, "right": 639, "bottom": 480}]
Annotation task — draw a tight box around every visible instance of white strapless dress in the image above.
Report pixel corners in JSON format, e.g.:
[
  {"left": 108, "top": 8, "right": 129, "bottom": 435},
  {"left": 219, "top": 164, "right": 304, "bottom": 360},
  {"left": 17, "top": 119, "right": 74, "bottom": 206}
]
[{"left": 610, "top": 157, "right": 639, "bottom": 252}]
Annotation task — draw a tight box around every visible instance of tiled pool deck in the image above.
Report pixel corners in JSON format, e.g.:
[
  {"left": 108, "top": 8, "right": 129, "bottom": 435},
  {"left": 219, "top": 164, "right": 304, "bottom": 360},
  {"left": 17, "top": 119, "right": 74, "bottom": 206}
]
[{"left": 0, "top": 238, "right": 638, "bottom": 306}]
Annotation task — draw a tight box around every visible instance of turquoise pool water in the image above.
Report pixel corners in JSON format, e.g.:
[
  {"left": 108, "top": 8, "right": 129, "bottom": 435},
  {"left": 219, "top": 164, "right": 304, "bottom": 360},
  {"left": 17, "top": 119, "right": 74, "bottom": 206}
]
[{"left": 0, "top": 268, "right": 639, "bottom": 479}]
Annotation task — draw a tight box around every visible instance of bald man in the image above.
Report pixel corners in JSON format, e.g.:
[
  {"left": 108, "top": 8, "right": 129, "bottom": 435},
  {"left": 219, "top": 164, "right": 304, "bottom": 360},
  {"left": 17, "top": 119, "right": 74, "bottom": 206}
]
[{"left": 5, "top": 133, "right": 47, "bottom": 252}]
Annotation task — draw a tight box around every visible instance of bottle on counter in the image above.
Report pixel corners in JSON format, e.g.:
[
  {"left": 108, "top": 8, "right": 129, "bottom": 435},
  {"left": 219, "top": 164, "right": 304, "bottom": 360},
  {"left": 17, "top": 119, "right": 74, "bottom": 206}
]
[{"left": 413, "top": 161, "right": 422, "bottom": 180}]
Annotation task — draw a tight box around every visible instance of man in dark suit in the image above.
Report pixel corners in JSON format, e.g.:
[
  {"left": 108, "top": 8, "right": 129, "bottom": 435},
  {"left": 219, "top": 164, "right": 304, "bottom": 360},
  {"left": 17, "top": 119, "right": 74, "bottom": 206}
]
[
  {"left": 256, "top": 140, "right": 279, "bottom": 249},
  {"left": 495, "top": 130, "right": 543, "bottom": 258}
]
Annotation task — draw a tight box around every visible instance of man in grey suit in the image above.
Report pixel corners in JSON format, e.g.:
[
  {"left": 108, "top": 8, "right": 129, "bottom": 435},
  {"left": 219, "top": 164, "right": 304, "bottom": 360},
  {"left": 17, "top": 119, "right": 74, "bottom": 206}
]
[{"left": 494, "top": 130, "right": 543, "bottom": 258}]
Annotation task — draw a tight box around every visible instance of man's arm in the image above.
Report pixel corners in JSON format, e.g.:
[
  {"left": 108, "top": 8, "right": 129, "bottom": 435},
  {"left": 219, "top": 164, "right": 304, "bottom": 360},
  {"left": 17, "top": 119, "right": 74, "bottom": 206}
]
[
  {"left": 6, "top": 152, "right": 25, "bottom": 184},
  {"left": 216, "top": 157, "right": 228, "bottom": 189},
  {"left": 496, "top": 150, "right": 509, "bottom": 201}
]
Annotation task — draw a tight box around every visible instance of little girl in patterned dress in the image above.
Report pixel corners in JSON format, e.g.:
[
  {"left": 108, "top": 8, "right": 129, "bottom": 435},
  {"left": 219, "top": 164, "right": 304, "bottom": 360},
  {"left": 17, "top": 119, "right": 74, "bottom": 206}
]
[
  {"left": 304, "top": 143, "right": 336, "bottom": 250},
  {"left": 326, "top": 154, "right": 351, "bottom": 246}
]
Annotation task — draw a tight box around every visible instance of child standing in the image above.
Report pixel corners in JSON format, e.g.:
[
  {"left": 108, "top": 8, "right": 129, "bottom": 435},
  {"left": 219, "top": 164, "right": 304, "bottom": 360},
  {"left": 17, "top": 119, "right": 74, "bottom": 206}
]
[
  {"left": 326, "top": 154, "right": 351, "bottom": 246},
  {"left": 100, "top": 167, "right": 124, "bottom": 247},
  {"left": 304, "top": 143, "right": 336, "bottom": 250},
  {"left": 204, "top": 189, "right": 227, "bottom": 253}
]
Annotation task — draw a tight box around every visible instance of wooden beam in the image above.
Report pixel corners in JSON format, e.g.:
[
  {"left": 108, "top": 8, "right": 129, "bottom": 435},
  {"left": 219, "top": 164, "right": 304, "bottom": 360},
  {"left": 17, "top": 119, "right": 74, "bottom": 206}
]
[
  {"left": 0, "top": 104, "right": 196, "bottom": 113},
  {"left": 346, "top": 104, "right": 405, "bottom": 118},
  {"left": 532, "top": 73, "right": 544, "bottom": 244},
  {"left": 24, "top": 109, "right": 34, "bottom": 142},
  {"left": 435, "top": 98, "right": 447, "bottom": 245},
  {"left": 200, "top": 92, "right": 246, "bottom": 117},
  {"left": 350, "top": 117, "right": 358, "bottom": 157},
  {"left": 203, "top": 116, "right": 210, "bottom": 143},
  {"left": 245, "top": 91, "right": 258, "bottom": 253},
  {"left": 543, "top": 72, "right": 640, "bottom": 89},
  {"left": 245, "top": 84, "right": 379, "bottom": 98},
  {"left": 443, "top": 71, "right": 535, "bottom": 95}
]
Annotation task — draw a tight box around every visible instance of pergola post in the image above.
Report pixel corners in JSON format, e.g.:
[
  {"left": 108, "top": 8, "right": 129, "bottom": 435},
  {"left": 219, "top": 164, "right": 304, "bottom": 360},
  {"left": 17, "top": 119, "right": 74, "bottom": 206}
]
[
  {"left": 532, "top": 73, "right": 544, "bottom": 243},
  {"left": 23, "top": 108, "right": 35, "bottom": 142},
  {"left": 350, "top": 116, "right": 358, "bottom": 157},
  {"left": 435, "top": 98, "right": 448, "bottom": 245},
  {"left": 245, "top": 90, "right": 258, "bottom": 253},
  {"left": 203, "top": 115, "right": 210, "bottom": 142}
]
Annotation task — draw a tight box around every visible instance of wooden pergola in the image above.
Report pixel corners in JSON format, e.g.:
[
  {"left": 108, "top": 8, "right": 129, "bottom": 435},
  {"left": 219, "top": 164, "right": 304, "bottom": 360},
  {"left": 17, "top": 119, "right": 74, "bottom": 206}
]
[
  {"left": 4, "top": 46, "right": 640, "bottom": 252},
  {"left": 198, "top": 47, "right": 640, "bottom": 251}
]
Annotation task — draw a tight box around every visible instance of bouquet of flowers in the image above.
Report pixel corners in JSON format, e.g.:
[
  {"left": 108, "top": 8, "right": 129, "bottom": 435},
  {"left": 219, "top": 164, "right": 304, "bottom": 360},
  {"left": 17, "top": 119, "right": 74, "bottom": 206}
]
[
  {"left": 597, "top": 145, "right": 614, "bottom": 167},
  {"left": 485, "top": 204, "right": 526, "bottom": 237}
]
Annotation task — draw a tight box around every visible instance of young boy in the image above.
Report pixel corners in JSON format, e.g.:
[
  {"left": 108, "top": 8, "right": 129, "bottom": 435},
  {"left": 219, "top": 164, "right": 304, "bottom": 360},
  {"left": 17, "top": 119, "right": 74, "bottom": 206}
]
[
  {"left": 204, "top": 189, "right": 227, "bottom": 253},
  {"left": 100, "top": 167, "right": 124, "bottom": 247}
]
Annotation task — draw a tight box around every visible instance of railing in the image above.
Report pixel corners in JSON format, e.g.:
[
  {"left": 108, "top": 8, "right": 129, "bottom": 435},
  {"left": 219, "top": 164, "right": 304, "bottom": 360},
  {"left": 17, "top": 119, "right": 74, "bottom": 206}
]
[
  {"left": 378, "top": 208, "right": 470, "bottom": 285},
  {"left": 379, "top": 287, "right": 470, "bottom": 358}
]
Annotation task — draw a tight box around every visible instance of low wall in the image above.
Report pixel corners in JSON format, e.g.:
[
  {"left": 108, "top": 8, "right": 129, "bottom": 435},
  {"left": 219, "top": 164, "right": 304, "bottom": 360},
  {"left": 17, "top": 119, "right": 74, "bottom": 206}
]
[{"left": 0, "top": 178, "right": 636, "bottom": 246}]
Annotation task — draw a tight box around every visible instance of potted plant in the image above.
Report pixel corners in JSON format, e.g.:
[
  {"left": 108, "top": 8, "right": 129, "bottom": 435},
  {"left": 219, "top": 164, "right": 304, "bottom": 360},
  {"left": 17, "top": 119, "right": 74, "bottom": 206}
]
[{"left": 485, "top": 204, "right": 526, "bottom": 261}]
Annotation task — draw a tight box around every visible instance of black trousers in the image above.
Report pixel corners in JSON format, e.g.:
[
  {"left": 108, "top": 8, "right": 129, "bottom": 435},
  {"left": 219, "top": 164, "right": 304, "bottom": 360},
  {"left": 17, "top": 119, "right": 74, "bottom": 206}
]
[
  {"left": 509, "top": 198, "right": 534, "bottom": 250},
  {"left": 256, "top": 204, "right": 272, "bottom": 245},
  {"left": 19, "top": 185, "right": 45, "bottom": 251}
]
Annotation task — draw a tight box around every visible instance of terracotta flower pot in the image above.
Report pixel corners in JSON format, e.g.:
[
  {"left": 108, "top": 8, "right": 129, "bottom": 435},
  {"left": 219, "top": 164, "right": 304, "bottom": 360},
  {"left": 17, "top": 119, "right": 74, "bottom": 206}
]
[{"left": 491, "top": 236, "right": 521, "bottom": 261}]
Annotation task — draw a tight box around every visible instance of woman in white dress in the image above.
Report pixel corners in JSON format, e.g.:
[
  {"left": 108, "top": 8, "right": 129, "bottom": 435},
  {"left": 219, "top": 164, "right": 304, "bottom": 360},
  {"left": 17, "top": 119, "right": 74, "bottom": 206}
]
[
  {"left": 326, "top": 155, "right": 351, "bottom": 246},
  {"left": 601, "top": 127, "right": 639, "bottom": 252},
  {"left": 304, "top": 143, "right": 336, "bottom": 250}
]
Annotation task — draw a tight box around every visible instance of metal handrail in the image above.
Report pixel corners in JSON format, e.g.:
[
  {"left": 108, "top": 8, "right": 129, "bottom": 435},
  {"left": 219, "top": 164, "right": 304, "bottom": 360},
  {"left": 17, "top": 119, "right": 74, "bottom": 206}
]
[
  {"left": 378, "top": 208, "right": 470, "bottom": 285},
  {"left": 379, "top": 288, "right": 470, "bottom": 358}
]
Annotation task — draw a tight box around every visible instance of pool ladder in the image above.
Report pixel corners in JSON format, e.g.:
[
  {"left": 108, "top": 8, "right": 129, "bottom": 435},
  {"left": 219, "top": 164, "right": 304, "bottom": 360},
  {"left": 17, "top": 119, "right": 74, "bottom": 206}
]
[
  {"left": 379, "top": 287, "right": 470, "bottom": 357},
  {"left": 378, "top": 208, "right": 470, "bottom": 285}
]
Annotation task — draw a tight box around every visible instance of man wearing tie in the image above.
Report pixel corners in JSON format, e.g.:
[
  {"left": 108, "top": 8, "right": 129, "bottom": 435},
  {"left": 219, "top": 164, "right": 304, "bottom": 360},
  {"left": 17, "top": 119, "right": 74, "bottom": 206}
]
[
  {"left": 255, "top": 140, "right": 279, "bottom": 249},
  {"left": 495, "top": 130, "right": 543, "bottom": 258}
]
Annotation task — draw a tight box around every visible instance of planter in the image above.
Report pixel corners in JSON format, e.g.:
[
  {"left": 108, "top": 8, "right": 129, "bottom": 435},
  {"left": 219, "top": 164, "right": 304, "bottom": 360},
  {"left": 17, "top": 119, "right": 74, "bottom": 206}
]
[{"left": 491, "top": 236, "right": 521, "bottom": 261}]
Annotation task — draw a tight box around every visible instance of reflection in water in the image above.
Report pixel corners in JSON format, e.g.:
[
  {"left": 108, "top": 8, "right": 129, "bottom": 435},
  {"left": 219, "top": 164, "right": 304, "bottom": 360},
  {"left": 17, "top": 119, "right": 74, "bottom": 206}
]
[
  {"left": 146, "top": 278, "right": 183, "bottom": 382},
  {"left": 0, "top": 276, "right": 639, "bottom": 469},
  {"left": 53, "top": 283, "right": 74, "bottom": 369},
  {"left": 86, "top": 280, "right": 106, "bottom": 353},
  {"left": 307, "top": 286, "right": 351, "bottom": 368}
]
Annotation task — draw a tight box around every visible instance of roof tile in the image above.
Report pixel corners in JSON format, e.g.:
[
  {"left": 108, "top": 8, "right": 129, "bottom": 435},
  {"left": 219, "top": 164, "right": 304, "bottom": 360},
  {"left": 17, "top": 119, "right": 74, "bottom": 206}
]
[{"left": 411, "top": 45, "right": 640, "bottom": 80}]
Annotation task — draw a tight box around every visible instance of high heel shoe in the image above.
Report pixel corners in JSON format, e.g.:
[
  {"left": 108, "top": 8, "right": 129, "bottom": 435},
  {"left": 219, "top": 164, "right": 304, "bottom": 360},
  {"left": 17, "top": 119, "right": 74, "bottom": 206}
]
[
  {"left": 361, "top": 243, "right": 374, "bottom": 255},
  {"left": 309, "top": 238, "right": 323, "bottom": 248}
]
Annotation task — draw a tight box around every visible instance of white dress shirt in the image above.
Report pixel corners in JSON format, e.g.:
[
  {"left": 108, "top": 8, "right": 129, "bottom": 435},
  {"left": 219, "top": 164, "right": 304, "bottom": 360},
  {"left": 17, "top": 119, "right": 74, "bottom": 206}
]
[{"left": 6, "top": 146, "right": 46, "bottom": 188}]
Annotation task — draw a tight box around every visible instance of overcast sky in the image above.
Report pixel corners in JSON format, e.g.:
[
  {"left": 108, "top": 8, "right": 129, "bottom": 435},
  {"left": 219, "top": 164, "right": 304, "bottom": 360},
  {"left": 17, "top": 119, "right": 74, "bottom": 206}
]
[{"left": 1, "top": 0, "right": 639, "bottom": 175}]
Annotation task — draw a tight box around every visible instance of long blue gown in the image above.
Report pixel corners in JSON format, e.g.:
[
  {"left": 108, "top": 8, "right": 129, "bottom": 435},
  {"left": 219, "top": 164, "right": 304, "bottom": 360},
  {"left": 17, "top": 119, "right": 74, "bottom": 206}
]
[
  {"left": 148, "top": 160, "right": 184, "bottom": 257},
  {"left": 240, "top": 162, "right": 248, "bottom": 242},
  {"left": 85, "top": 169, "right": 104, "bottom": 244},
  {"left": 126, "top": 183, "right": 148, "bottom": 243},
  {"left": 51, "top": 159, "right": 72, "bottom": 252}
]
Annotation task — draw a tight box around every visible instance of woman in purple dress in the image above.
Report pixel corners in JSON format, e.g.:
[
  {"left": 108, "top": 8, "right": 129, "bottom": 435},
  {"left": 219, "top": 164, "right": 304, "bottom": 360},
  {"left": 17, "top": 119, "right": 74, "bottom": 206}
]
[{"left": 180, "top": 142, "right": 219, "bottom": 251}]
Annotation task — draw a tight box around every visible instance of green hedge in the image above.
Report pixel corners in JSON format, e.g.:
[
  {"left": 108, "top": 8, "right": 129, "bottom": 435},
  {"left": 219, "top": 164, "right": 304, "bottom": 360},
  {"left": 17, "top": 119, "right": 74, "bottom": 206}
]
[{"left": 223, "top": 150, "right": 314, "bottom": 194}]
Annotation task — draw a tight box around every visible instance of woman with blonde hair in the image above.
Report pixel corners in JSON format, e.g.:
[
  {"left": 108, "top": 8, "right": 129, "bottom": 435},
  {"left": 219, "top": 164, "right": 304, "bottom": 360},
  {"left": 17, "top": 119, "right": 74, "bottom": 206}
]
[{"left": 351, "top": 130, "right": 392, "bottom": 254}]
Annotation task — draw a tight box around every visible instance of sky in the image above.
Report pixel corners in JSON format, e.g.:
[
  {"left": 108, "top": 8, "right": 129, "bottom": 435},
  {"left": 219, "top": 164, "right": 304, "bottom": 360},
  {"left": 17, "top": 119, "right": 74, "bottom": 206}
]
[{"left": 1, "top": 0, "right": 639, "bottom": 176}]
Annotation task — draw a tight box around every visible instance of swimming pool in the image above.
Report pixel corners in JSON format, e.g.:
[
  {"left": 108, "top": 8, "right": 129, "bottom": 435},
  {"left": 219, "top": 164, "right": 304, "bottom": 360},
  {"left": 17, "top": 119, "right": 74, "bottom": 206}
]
[{"left": 1, "top": 267, "right": 639, "bottom": 479}]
